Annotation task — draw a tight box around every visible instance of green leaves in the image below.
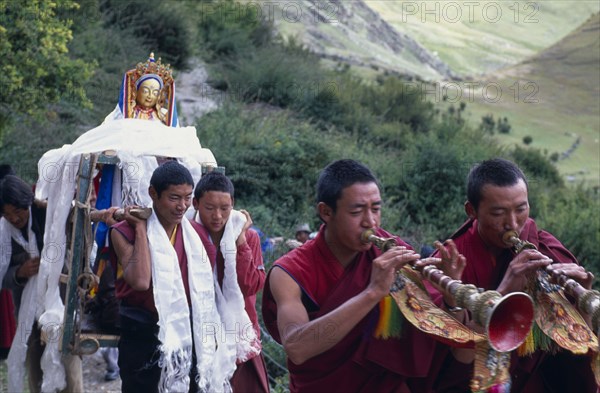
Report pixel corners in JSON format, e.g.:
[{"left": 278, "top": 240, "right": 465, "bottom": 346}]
[{"left": 0, "top": 0, "right": 93, "bottom": 138}]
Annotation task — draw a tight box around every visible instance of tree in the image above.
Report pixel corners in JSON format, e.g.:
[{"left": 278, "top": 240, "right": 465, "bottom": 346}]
[
  {"left": 523, "top": 135, "right": 533, "bottom": 145},
  {"left": 479, "top": 114, "right": 495, "bottom": 134},
  {"left": 497, "top": 116, "right": 512, "bottom": 134},
  {"left": 0, "top": 0, "right": 94, "bottom": 140}
]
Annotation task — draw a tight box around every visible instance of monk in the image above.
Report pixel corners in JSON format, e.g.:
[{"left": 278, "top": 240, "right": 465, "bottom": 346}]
[
  {"left": 110, "top": 161, "right": 223, "bottom": 393},
  {"left": 262, "top": 159, "right": 445, "bottom": 393},
  {"left": 430, "top": 158, "right": 597, "bottom": 392},
  {"left": 191, "top": 171, "right": 269, "bottom": 392}
]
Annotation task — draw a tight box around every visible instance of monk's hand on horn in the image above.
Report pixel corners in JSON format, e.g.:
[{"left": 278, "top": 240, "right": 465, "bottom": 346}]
[
  {"left": 370, "top": 246, "right": 420, "bottom": 298},
  {"left": 417, "top": 239, "right": 466, "bottom": 281},
  {"left": 498, "top": 250, "right": 552, "bottom": 294},
  {"left": 547, "top": 263, "right": 594, "bottom": 290}
]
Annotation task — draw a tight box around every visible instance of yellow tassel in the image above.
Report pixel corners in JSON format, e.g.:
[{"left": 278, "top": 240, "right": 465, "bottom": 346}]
[
  {"left": 373, "top": 295, "right": 405, "bottom": 339},
  {"left": 517, "top": 328, "right": 535, "bottom": 356},
  {"left": 374, "top": 296, "right": 392, "bottom": 338}
]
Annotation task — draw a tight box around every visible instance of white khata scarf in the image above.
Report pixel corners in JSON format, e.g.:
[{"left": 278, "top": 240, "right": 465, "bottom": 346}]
[
  {"left": 195, "top": 209, "right": 260, "bottom": 373},
  {"left": 147, "top": 211, "right": 225, "bottom": 392}
]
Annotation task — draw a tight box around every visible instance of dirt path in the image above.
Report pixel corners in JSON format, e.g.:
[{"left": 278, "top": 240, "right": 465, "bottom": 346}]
[
  {"left": 0, "top": 354, "right": 121, "bottom": 393},
  {"left": 82, "top": 352, "right": 121, "bottom": 393}
]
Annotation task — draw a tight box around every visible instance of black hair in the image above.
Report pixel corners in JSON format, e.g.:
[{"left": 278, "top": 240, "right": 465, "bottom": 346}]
[
  {"left": 0, "top": 164, "right": 16, "bottom": 181},
  {"left": 0, "top": 175, "right": 34, "bottom": 213},
  {"left": 193, "top": 171, "right": 234, "bottom": 200},
  {"left": 316, "top": 159, "right": 379, "bottom": 212},
  {"left": 467, "top": 158, "right": 528, "bottom": 211},
  {"left": 149, "top": 160, "right": 194, "bottom": 198}
]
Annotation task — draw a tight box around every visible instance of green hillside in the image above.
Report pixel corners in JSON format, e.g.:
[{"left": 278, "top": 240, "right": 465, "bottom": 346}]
[
  {"left": 268, "top": 0, "right": 599, "bottom": 186},
  {"left": 464, "top": 12, "right": 600, "bottom": 186},
  {"left": 368, "top": 0, "right": 599, "bottom": 76}
]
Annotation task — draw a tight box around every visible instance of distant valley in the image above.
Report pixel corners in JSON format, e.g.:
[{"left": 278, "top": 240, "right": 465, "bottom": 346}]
[{"left": 263, "top": 0, "right": 600, "bottom": 185}]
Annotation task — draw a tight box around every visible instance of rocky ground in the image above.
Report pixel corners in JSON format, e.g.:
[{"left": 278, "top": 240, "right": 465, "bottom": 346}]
[
  {"left": 0, "top": 352, "right": 121, "bottom": 393},
  {"left": 82, "top": 351, "right": 121, "bottom": 393},
  {"left": 175, "top": 57, "right": 221, "bottom": 127}
]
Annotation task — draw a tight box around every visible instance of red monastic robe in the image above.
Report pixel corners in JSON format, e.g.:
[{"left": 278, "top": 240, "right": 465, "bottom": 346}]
[
  {"left": 0, "top": 289, "right": 16, "bottom": 357},
  {"left": 110, "top": 220, "right": 191, "bottom": 319},
  {"left": 263, "top": 226, "right": 443, "bottom": 393},
  {"left": 432, "top": 218, "right": 597, "bottom": 392}
]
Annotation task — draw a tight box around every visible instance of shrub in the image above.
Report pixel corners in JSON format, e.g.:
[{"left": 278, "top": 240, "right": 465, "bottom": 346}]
[
  {"left": 389, "top": 125, "right": 501, "bottom": 241},
  {"left": 479, "top": 114, "right": 495, "bottom": 134},
  {"left": 100, "top": 0, "right": 193, "bottom": 68},
  {"left": 197, "top": 104, "right": 336, "bottom": 235},
  {"left": 535, "top": 186, "right": 600, "bottom": 289},
  {"left": 221, "top": 40, "right": 324, "bottom": 109},
  {"left": 497, "top": 117, "right": 512, "bottom": 134},
  {"left": 195, "top": 0, "right": 273, "bottom": 60},
  {"left": 510, "top": 145, "right": 564, "bottom": 191}
]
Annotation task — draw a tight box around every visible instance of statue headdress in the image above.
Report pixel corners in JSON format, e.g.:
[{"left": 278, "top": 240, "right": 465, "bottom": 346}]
[{"left": 118, "top": 53, "right": 179, "bottom": 127}]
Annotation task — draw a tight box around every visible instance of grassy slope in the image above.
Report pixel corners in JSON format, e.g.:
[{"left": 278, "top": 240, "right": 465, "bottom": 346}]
[
  {"left": 464, "top": 12, "right": 600, "bottom": 186},
  {"left": 271, "top": 1, "right": 598, "bottom": 78},
  {"left": 367, "top": 0, "right": 599, "bottom": 76}
]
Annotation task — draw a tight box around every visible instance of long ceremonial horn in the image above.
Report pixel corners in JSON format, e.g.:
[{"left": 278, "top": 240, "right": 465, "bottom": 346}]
[
  {"left": 503, "top": 230, "right": 600, "bottom": 332},
  {"left": 362, "top": 228, "right": 535, "bottom": 352}
]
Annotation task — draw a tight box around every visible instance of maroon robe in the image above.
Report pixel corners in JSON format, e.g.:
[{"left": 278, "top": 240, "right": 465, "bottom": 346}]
[
  {"left": 431, "top": 218, "right": 597, "bottom": 392},
  {"left": 191, "top": 221, "right": 270, "bottom": 393},
  {"left": 0, "top": 289, "right": 16, "bottom": 358},
  {"left": 262, "top": 226, "right": 442, "bottom": 393},
  {"left": 109, "top": 220, "right": 191, "bottom": 320}
]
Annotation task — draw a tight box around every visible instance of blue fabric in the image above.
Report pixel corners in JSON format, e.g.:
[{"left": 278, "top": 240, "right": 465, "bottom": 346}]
[
  {"left": 94, "top": 165, "right": 116, "bottom": 248},
  {"left": 118, "top": 74, "right": 126, "bottom": 117},
  {"left": 251, "top": 226, "right": 273, "bottom": 253},
  {"left": 171, "top": 100, "right": 179, "bottom": 127}
]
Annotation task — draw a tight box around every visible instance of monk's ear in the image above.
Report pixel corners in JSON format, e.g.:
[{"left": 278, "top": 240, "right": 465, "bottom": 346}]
[
  {"left": 149, "top": 186, "right": 158, "bottom": 201},
  {"left": 192, "top": 197, "right": 199, "bottom": 211},
  {"left": 317, "top": 202, "right": 333, "bottom": 223},
  {"left": 465, "top": 201, "right": 476, "bottom": 219}
]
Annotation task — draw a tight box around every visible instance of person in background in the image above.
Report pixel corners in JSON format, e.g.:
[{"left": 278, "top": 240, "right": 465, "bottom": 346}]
[
  {"left": 0, "top": 164, "right": 17, "bottom": 361},
  {"left": 294, "top": 223, "right": 311, "bottom": 245},
  {"left": 0, "top": 174, "right": 83, "bottom": 392},
  {"left": 191, "top": 171, "right": 269, "bottom": 392},
  {"left": 284, "top": 223, "right": 313, "bottom": 251},
  {"left": 251, "top": 225, "right": 276, "bottom": 257}
]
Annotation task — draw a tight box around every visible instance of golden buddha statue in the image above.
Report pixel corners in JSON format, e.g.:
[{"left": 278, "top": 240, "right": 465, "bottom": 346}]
[
  {"left": 132, "top": 76, "right": 163, "bottom": 122},
  {"left": 106, "top": 53, "right": 178, "bottom": 127}
]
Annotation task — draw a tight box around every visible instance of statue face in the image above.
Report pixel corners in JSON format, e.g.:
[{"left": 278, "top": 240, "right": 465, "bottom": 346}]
[{"left": 136, "top": 78, "right": 161, "bottom": 109}]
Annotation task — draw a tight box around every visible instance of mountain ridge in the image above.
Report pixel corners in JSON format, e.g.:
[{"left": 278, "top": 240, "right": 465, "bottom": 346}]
[{"left": 271, "top": 0, "right": 598, "bottom": 80}]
